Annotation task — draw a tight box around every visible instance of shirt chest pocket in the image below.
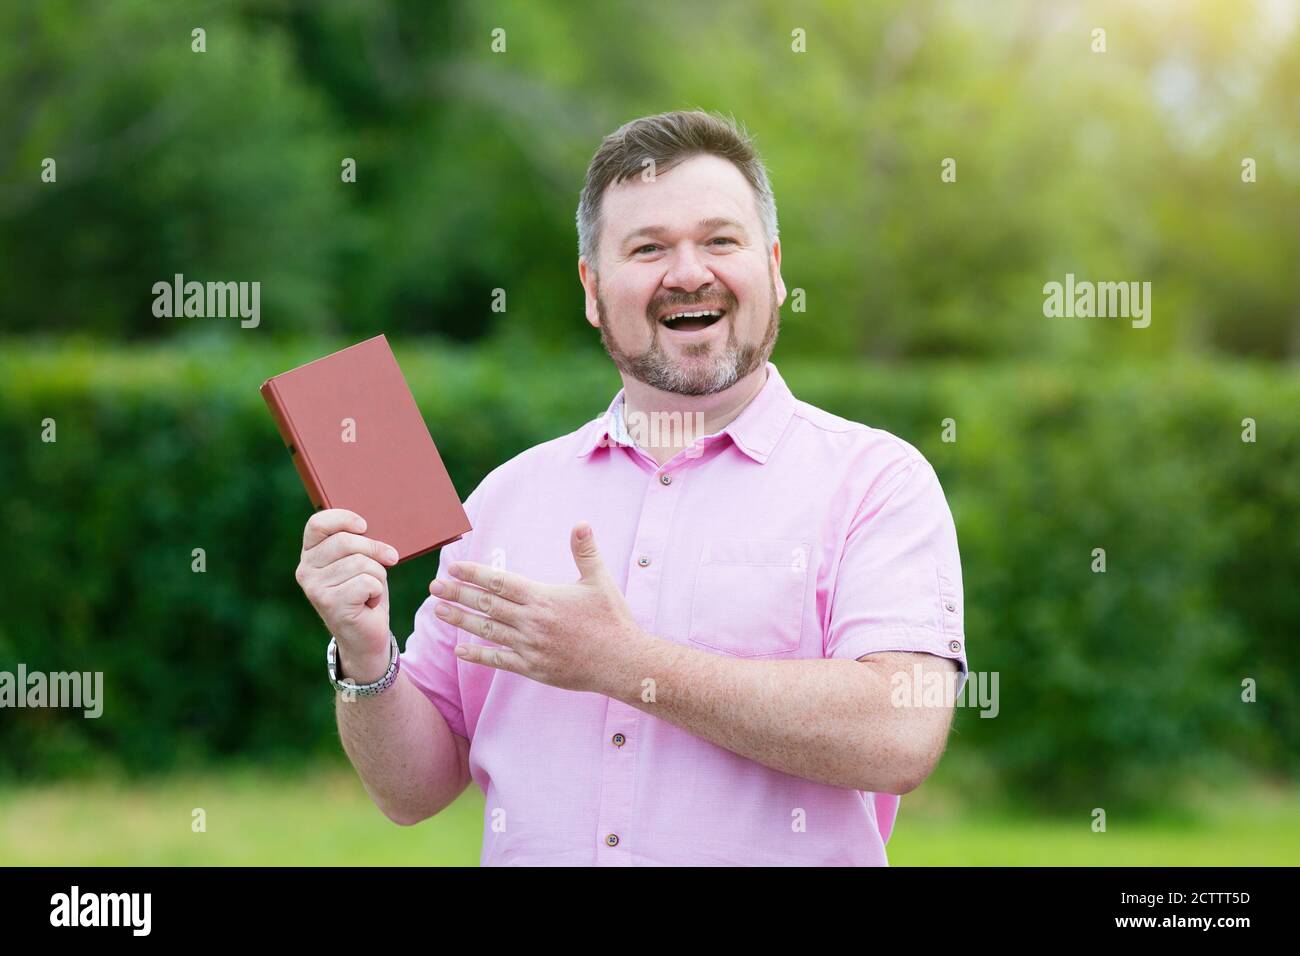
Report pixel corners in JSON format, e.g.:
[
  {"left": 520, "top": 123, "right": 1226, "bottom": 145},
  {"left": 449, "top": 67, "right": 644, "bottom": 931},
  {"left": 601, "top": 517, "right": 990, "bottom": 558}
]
[{"left": 687, "top": 538, "right": 812, "bottom": 658}]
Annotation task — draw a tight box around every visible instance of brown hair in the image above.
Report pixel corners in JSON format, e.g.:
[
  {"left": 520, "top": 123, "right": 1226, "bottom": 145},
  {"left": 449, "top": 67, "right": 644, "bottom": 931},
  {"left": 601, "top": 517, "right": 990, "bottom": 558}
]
[{"left": 576, "top": 109, "right": 778, "bottom": 265}]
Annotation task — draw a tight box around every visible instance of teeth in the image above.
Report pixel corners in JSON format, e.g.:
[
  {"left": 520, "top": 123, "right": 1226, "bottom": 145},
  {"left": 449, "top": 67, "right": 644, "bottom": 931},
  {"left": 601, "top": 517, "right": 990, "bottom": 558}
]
[{"left": 664, "top": 309, "right": 723, "bottom": 321}]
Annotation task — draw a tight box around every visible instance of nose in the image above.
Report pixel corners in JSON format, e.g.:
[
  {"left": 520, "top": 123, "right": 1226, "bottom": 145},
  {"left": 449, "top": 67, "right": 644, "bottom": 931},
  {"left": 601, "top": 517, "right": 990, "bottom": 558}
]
[{"left": 662, "top": 241, "right": 715, "bottom": 292}]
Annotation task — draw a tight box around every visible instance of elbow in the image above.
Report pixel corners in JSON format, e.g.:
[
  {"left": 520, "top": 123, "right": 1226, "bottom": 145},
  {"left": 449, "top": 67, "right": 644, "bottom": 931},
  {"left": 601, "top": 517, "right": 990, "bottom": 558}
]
[
  {"left": 873, "top": 743, "right": 946, "bottom": 796},
  {"left": 873, "top": 766, "right": 929, "bottom": 796},
  {"left": 884, "top": 768, "right": 928, "bottom": 796},
  {"left": 375, "top": 759, "right": 470, "bottom": 826},
  {"left": 381, "top": 804, "right": 430, "bottom": 827},
  {"left": 378, "top": 792, "right": 452, "bottom": 826},
  {"left": 379, "top": 783, "right": 464, "bottom": 826},
  {"left": 876, "top": 713, "right": 954, "bottom": 794}
]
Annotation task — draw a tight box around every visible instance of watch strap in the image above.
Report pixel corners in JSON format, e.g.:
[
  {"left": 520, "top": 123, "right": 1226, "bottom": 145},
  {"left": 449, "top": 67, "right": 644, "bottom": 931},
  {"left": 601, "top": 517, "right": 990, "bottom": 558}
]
[{"left": 327, "top": 632, "right": 400, "bottom": 697}]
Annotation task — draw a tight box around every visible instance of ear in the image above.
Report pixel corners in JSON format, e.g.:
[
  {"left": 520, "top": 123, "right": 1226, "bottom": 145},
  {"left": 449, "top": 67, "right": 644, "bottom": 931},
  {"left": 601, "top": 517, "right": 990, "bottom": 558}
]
[
  {"left": 578, "top": 258, "right": 601, "bottom": 330},
  {"left": 770, "top": 239, "right": 787, "bottom": 309}
]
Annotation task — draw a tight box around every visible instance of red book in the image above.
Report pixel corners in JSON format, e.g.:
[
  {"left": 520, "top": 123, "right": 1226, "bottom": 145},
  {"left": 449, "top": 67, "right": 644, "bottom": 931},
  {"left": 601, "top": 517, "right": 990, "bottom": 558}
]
[{"left": 260, "top": 335, "right": 471, "bottom": 562}]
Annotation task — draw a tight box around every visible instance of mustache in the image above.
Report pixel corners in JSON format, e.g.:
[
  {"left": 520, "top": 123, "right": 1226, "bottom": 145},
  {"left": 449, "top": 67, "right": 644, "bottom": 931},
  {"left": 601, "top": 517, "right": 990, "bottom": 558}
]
[{"left": 648, "top": 292, "right": 737, "bottom": 319}]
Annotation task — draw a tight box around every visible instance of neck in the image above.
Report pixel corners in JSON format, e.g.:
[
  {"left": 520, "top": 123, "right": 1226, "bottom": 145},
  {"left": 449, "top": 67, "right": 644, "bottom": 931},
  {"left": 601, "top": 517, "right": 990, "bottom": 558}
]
[{"left": 620, "top": 364, "right": 770, "bottom": 467}]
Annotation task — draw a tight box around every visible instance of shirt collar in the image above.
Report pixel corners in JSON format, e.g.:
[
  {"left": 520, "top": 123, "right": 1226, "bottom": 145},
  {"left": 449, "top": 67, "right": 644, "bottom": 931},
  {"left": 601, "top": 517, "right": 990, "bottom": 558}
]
[{"left": 576, "top": 362, "right": 796, "bottom": 464}]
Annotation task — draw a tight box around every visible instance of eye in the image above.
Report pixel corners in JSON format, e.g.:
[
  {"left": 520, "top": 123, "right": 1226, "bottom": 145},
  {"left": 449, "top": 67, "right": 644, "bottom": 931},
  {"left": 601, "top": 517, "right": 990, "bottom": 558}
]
[
  {"left": 634, "top": 244, "right": 661, "bottom": 255},
  {"left": 709, "top": 237, "right": 736, "bottom": 247}
]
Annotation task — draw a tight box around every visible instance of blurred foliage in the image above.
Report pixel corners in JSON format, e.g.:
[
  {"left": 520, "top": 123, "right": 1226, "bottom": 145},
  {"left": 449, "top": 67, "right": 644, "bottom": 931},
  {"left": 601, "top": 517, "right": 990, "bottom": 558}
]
[
  {"left": 1, "top": 0, "right": 1297, "bottom": 817},
  {"left": 0, "top": 340, "right": 1297, "bottom": 811},
  {"left": 0, "top": 0, "right": 1297, "bottom": 357}
]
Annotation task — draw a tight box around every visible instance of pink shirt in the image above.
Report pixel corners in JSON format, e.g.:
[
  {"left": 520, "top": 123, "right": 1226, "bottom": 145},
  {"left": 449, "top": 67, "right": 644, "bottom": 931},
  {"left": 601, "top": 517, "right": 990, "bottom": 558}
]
[{"left": 401, "top": 362, "right": 967, "bottom": 865}]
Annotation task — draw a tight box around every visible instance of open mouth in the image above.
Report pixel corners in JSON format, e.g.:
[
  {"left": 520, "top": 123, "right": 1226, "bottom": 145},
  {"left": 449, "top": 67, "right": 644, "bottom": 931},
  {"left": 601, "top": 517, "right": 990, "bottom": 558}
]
[{"left": 658, "top": 308, "right": 726, "bottom": 332}]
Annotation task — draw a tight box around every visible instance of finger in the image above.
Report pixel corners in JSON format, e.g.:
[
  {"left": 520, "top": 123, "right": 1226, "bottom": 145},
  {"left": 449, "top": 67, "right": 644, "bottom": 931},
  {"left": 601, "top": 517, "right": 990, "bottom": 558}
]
[
  {"left": 307, "top": 532, "right": 399, "bottom": 569},
  {"left": 303, "top": 509, "right": 367, "bottom": 550},
  {"left": 429, "top": 577, "right": 522, "bottom": 626},
  {"left": 317, "top": 553, "right": 389, "bottom": 588},
  {"left": 434, "top": 601, "right": 523, "bottom": 649},
  {"left": 445, "top": 560, "right": 536, "bottom": 604},
  {"left": 569, "top": 521, "right": 608, "bottom": 583},
  {"left": 335, "top": 573, "right": 386, "bottom": 610},
  {"left": 454, "top": 641, "right": 525, "bottom": 674}
]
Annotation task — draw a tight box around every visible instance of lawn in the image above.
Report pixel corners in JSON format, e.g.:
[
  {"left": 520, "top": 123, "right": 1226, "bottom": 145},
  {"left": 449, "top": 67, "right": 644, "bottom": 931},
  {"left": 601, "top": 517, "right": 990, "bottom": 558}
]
[{"left": 2, "top": 766, "right": 1296, "bottom": 866}]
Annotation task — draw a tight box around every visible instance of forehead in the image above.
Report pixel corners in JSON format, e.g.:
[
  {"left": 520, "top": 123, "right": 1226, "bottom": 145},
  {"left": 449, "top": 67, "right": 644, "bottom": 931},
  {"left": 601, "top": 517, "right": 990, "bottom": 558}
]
[{"left": 600, "top": 153, "right": 760, "bottom": 243}]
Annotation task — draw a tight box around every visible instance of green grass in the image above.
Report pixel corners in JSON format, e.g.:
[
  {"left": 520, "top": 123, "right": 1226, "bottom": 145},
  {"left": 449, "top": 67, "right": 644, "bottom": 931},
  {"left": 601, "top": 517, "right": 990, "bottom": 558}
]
[
  {"left": 0, "top": 765, "right": 485, "bottom": 866},
  {"left": 889, "top": 788, "right": 1300, "bottom": 865},
  {"left": 2, "top": 766, "right": 1297, "bottom": 865}
]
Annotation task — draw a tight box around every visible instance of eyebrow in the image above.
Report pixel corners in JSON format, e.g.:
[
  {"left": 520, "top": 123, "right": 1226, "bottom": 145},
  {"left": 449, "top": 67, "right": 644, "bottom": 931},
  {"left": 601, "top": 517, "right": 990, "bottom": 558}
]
[{"left": 622, "top": 217, "right": 749, "bottom": 245}]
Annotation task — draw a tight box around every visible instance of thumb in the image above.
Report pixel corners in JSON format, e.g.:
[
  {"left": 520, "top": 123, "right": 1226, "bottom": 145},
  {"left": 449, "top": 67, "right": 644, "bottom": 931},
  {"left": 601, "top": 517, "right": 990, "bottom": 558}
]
[{"left": 570, "top": 522, "right": 607, "bottom": 583}]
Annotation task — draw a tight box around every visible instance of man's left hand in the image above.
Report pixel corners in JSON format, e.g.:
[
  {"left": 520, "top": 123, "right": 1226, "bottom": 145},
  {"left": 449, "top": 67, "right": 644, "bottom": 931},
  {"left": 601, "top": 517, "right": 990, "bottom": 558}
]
[{"left": 429, "top": 522, "right": 649, "bottom": 695}]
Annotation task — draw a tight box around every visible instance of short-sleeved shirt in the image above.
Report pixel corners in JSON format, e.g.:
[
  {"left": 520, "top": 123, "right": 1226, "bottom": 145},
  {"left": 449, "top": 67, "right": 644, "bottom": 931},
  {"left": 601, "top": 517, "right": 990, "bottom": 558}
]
[{"left": 401, "top": 362, "right": 967, "bottom": 865}]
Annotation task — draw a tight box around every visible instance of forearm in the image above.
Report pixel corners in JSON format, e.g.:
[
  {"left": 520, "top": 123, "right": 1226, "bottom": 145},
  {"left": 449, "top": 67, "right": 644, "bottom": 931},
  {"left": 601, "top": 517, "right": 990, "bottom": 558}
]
[
  {"left": 335, "top": 670, "right": 469, "bottom": 824},
  {"left": 606, "top": 636, "right": 937, "bottom": 793}
]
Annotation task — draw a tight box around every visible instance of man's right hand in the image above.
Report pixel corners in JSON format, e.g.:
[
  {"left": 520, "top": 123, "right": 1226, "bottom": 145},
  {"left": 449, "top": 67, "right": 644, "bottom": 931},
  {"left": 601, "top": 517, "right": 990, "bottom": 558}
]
[{"left": 296, "top": 509, "right": 401, "bottom": 684}]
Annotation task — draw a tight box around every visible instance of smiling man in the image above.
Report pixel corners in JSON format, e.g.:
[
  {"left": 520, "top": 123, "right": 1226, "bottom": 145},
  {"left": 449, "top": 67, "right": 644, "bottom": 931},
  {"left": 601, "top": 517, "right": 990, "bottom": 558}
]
[{"left": 294, "top": 110, "right": 968, "bottom": 866}]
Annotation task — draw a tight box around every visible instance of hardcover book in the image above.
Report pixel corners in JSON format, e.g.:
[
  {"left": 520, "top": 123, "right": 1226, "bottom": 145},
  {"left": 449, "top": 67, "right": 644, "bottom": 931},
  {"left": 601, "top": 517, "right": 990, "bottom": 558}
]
[{"left": 260, "top": 335, "right": 471, "bottom": 562}]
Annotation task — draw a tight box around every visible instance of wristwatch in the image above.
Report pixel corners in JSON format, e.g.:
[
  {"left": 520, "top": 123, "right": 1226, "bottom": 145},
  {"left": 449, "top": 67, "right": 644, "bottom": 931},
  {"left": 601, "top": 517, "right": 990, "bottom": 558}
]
[{"left": 327, "top": 632, "right": 400, "bottom": 697}]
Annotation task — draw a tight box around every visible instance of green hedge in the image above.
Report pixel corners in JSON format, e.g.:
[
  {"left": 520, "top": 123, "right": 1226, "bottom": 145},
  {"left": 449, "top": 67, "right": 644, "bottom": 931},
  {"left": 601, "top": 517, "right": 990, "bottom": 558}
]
[{"left": 2, "top": 339, "right": 1297, "bottom": 810}]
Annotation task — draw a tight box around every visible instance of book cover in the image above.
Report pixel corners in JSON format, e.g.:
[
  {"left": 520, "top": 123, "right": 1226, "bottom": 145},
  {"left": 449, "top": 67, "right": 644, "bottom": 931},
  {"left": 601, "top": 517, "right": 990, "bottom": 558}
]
[{"left": 261, "top": 335, "right": 471, "bottom": 562}]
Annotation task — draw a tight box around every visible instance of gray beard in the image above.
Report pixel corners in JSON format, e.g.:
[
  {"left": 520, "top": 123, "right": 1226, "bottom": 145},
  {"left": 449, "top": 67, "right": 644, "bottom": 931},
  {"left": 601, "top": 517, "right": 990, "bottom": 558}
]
[{"left": 596, "top": 271, "right": 781, "bottom": 397}]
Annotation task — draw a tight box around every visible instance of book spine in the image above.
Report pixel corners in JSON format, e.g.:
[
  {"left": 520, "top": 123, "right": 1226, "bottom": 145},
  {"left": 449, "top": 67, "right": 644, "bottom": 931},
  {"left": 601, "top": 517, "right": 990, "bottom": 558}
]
[{"left": 261, "top": 380, "right": 329, "bottom": 511}]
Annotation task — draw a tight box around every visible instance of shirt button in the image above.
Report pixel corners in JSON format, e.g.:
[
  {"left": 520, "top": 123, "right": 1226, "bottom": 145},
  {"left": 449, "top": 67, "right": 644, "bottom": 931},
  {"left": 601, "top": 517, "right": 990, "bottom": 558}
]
[
  {"left": 612, "top": 733, "right": 626, "bottom": 747},
  {"left": 660, "top": 473, "right": 672, "bottom": 485},
  {"left": 637, "top": 555, "right": 650, "bottom": 567},
  {"left": 944, "top": 602, "right": 957, "bottom": 613},
  {"left": 605, "top": 833, "right": 620, "bottom": 847},
  {"left": 949, "top": 640, "right": 962, "bottom": 653}
]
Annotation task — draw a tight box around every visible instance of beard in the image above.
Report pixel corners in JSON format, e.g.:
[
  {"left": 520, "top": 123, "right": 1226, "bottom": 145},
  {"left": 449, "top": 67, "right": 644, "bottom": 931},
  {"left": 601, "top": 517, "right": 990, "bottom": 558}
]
[{"left": 595, "top": 269, "right": 781, "bottom": 397}]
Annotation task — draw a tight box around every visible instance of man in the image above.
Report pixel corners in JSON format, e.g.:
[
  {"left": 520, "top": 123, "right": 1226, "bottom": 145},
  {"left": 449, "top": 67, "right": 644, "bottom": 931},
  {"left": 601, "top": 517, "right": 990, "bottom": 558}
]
[{"left": 295, "top": 110, "right": 968, "bottom": 866}]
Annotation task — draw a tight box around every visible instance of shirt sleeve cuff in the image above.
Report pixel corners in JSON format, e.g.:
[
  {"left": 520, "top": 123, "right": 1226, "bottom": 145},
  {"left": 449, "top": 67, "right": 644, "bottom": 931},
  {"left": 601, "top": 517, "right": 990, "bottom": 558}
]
[{"left": 830, "top": 625, "right": 970, "bottom": 697}]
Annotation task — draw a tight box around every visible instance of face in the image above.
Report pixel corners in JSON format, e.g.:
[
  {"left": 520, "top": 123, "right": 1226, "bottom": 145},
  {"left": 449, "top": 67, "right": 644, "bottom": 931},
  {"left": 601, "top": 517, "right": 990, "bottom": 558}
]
[{"left": 579, "top": 153, "right": 787, "bottom": 397}]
